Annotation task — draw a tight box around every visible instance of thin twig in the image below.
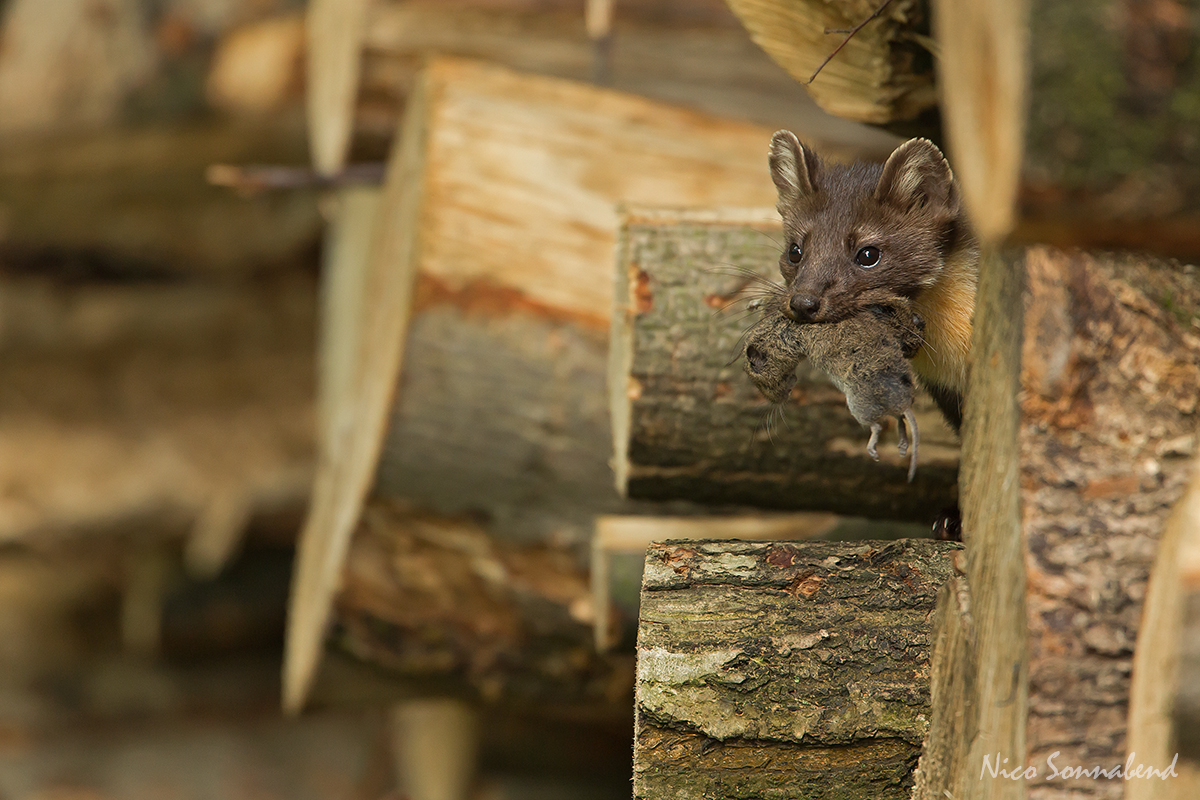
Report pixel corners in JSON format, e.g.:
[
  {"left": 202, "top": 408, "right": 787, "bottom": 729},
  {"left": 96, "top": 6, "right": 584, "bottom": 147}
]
[
  {"left": 805, "top": 0, "right": 895, "bottom": 85},
  {"left": 206, "top": 162, "right": 385, "bottom": 195}
]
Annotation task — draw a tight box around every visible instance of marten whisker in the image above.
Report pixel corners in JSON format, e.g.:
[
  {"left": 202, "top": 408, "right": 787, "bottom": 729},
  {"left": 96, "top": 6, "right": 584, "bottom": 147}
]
[
  {"left": 752, "top": 229, "right": 784, "bottom": 249},
  {"left": 703, "top": 264, "right": 784, "bottom": 292}
]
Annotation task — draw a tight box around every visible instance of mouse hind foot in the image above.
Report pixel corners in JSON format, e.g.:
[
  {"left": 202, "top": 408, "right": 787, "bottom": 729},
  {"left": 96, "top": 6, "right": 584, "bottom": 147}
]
[{"left": 867, "top": 423, "right": 882, "bottom": 460}]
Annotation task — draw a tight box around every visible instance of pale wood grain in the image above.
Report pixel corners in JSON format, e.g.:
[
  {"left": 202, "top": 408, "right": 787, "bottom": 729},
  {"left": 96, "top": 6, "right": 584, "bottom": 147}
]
[
  {"left": 932, "top": 0, "right": 1030, "bottom": 243},
  {"left": 723, "top": 0, "right": 938, "bottom": 124},
  {"left": 306, "top": 0, "right": 373, "bottom": 175},
  {"left": 284, "top": 57, "right": 886, "bottom": 712},
  {"left": 285, "top": 75, "right": 430, "bottom": 712},
  {"left": 1127, "top": 454, "right": 1200, "bottom": 800}
]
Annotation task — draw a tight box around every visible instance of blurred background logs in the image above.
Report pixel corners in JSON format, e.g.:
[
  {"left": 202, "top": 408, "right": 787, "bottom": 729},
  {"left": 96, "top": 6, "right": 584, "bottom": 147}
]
[{"left": 0, "top": 1, "right": 922, "bottom": 798}]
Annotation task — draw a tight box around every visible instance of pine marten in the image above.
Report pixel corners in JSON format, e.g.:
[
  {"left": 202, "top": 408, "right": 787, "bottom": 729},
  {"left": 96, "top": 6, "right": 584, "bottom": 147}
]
[
  {"left": 767, "top": 131, "right": 978, "bottom": 432},
  {"left": 743, "top": 298, "right": 926, "bottom": 481}
]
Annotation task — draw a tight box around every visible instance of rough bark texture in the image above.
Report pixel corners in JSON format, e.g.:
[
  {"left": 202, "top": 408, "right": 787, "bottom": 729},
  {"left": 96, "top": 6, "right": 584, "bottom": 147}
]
[
  {"left": 918, "top": 247, "right": 1200, "bottom": 800},
  {"left": 1019, "top": 249, "right": 1200, "bottom": 799},
  {"left": 634, "top": 538, "right": 962, "bottom": 800},
  {"left": 0, "top": 275, "right": 315, "bottom": 544},
  {"left": 612, "top": 209, "right": 959, "bottom": 521},
  {"left": 334, "top": 499, "right": 633, "bottom": 707}
]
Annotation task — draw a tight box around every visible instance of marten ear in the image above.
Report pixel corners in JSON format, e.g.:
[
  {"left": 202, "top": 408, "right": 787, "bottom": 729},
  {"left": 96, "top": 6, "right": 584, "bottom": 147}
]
[
  {"left": 769, "top": 130, "right": 820, "bottom": 206},
  {"left": 875, "top": 138, "right": 958, "bottom": 216}
]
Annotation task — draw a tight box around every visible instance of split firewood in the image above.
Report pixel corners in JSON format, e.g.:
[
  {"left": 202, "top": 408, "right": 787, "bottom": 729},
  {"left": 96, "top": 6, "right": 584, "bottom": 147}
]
[
  {"left": 915, "top": 247, "right": 1200, "bottom": 800},
  {"left": 722, "top": 0, "right": 938, "bottom": 125},
  {"left": 286, "top": 58, "right": 878, "bottom": 712}
]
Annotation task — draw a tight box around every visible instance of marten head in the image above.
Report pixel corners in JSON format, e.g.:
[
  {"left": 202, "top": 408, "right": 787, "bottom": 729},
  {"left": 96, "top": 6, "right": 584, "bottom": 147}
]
[{"left": 768, "top": 132, "right": 965, "bottom": 325}]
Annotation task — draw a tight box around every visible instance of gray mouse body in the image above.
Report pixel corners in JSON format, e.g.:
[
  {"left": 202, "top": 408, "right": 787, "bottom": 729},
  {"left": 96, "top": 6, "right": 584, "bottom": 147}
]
[{"left": 743, "top": 299, "right": 925, "bottom": 481}]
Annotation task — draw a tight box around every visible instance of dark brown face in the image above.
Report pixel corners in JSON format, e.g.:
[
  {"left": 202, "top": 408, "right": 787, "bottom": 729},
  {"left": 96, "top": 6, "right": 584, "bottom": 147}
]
[{"left": 768, "top": 132, "right": 965, "bottom": 324}]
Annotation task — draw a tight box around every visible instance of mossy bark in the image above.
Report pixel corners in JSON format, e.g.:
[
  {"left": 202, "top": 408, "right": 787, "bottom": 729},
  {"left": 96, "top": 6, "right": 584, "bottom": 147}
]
[
  {"left": 634, "top": 538, "right": 962, "bottom": 800},
  {"left": 1018, "top": 0, "right": 1200, "bottom": 257}
]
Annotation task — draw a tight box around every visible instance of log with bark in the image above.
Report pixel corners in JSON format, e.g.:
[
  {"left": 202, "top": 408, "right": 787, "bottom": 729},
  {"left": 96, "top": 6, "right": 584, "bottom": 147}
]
[
  {"left": 610, "top": 208, "right": 960, "bottom": 520},
  {"left": 333, "top": 499, "right": 633, "bottom": 707},
  {"left": 0, "top": 275, "right": 316, "bottom": 547},
  {"left": 914, "top": 247, "right": 1200, "bottom": 800},
  {"left": 0, "top": 122, "right": 320, "bottom": 277},
  {"left": 286, "top": 58, "right": 885, "bottom": 711},
  {"left": 634, "top": 537, "right": 962, "bottom": 799},
  {"left": 590, "top": 512, "right": 840, "bottom": 651}
]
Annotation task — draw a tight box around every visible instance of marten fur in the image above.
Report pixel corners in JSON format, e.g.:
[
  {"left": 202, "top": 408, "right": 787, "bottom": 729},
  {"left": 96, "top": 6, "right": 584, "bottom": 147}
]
[{"left": 767, "top": 132, "right": 978, "bottom": 432}]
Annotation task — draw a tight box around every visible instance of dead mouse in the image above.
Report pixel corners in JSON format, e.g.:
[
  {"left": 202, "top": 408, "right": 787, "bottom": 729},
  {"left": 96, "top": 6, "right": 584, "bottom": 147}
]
[{"left": 744, "top": 299, "right": 926, "bottom": 481}]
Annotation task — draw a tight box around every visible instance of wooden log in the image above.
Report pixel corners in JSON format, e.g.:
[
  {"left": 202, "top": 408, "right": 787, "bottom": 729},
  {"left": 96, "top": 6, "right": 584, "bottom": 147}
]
[
  {"left": 306, "top": 0, "right": 372, "bottom": 175},
  {"left": 590, "top": 512, "right": 840, "bottom": 651},
  {"left": 721, "top": 0, "right": 939, "bottom": 125},
  {"left": 634, "top": 538, "right": 962, "bottom": 799},
  {"left": 0, "top": 122, "right": 319, "bottom": 277},
  {"left": 0, "top": 275, "right": 315, "bottom": 545},
  {"left": 288, "top": 57, "right": 863, "bottom": 710},
  {"left": 334, "top": 499, "right": 632, "bottom": 706},
  {"left": 1126, "top": 452, "right": 1200, "bottom": 800},
  {"left": 610, "top": 208, "right": 960, "bottom": 520},
  {"left": 915, "top": 247, "right": 1200, "bottom": 800},
  {"left": 355, "top": 0, "right": 901, "bottom": 157},
  {"left": 937, "top": 0, "right": 1200, "bottom": 256}
]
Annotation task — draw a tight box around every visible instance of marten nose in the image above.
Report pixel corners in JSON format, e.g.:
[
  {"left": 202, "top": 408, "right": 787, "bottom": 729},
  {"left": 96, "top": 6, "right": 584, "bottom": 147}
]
[{"left": 788, "top": 294, "right": 821, "bottom": 321}]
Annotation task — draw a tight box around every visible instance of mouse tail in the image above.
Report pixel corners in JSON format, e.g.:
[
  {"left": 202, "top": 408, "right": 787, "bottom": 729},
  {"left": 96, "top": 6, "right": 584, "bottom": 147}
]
[{"left": 902, "top": 409, "right": 919, "bottom": 482}]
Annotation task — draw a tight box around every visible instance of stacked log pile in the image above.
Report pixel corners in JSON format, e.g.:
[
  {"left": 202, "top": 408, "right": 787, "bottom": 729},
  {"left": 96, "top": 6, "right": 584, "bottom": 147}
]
[
  {"left": 286, "top": 55, "right": 890, "bottom": 711},
  {"left": 16, "top": 0, "right": 1190, "bottom": 797}
]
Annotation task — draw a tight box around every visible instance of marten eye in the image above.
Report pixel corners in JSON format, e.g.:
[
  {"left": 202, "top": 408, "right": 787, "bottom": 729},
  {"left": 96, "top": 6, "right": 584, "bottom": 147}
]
[
  {"left": 787, "top": 243, "right": 802, "bottom": 264},
  {"left": 855, "top": 246, "right": 881, "bottom": 268}
]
